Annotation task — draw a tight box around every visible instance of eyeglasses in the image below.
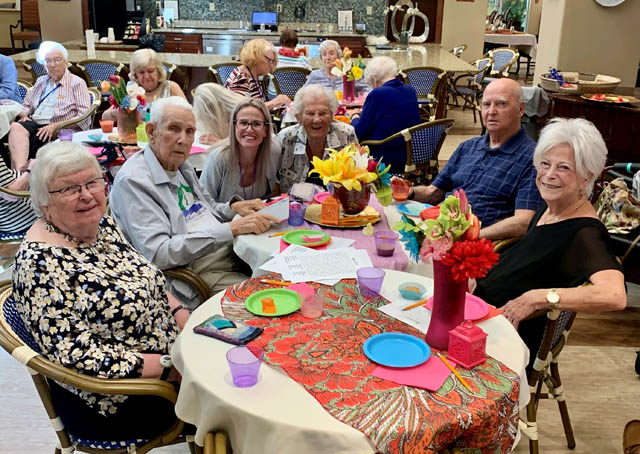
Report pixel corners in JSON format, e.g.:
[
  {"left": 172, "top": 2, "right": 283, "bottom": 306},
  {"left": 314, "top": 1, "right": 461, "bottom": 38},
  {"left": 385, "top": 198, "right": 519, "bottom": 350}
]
[
  {"left": 235, "top": 119, "right": 269, "bottom": 130},
  {"left": 44, "top": 57, "right": 64, "bottom": 66},
  {"left": 49, "top": 178, "right": 106, "bottom": 199},
  {"left": 264, "top": 54, "right": 275, "bottom": 65},
  {"left": 303, "top": 111, "right": 331, "bottom": 120}
]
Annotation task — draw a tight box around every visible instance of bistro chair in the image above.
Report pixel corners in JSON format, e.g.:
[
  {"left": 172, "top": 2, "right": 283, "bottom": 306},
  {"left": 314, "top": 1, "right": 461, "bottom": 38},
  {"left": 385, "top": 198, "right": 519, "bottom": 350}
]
[
  {"left": 23, "top": 58, "right": 47, "bottom": 83},
  {"left": 450, "top": 44, "right": 467, "bottom": 58},
  {"left": 163, "top": 267, "right": 212, "bottom": 304},
  {"left": 208, "top": 63, "right": 241, "bottom": 86},
  {"left": 163, "top": 62, "right": 190, "bottom": 98},
  {"left": 76, "top": 59, "right": 127, "bottom": 92},
  {"left": 482, "top": 47, "right": 519, "bottom": 82},
  {"left": 450, "top": 56, "right": 493, "bottom": 123},
  {"left": 0, "top": 283, "right": 227, "bottom": 454},
  {"left": 9, "top": 0, "right": 41, "bottom": 53},
  {"left": 271, "top": 67, "right": 310, "bottom": 100},
  {"left": 50, "top": 87, "right": 101, "bottom": 140},
  {"left": 16, "top": 78, "right": 32, "bottom": 102},
  {"left": 361, "top": 118, "right": 455, "bottom": 185},
  {"left": 399, "top": 66, "right": 447, "bottom": 122}
]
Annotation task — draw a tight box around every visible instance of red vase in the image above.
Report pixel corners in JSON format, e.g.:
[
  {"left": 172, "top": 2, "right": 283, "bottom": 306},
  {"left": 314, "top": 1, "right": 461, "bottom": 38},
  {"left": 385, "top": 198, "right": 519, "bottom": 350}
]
[
  {"left": 333, "top": 183, "right": 370, "bottom": 215},
  {"left": 342, "top": 76, "right": 356, "bottom": 103},
  {"left": 425, "top": 259, "right": 467, "bottom": 350}
]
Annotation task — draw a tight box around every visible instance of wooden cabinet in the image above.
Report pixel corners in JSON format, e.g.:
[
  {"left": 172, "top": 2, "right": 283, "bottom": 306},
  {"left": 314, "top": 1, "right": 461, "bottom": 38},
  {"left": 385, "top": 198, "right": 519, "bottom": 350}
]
[
  {"left": 158, "top": 32, "right": 203, "bottom": 54},
  {"left": 329, "top": 36, "right": 370, "bottom": 58}
]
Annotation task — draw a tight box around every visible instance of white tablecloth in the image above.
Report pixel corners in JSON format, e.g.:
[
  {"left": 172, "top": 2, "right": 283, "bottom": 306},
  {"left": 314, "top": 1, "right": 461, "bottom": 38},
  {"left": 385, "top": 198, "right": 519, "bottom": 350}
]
[
  {"left": 70, "top": 128, "right": 212, "bottom": 170},
  {"left": 0, "top": 101, "right": 23, "bottom": 139},
  {"left": 484, "top": 32, "right": 538, "bottom": 59},
  {"left": 172, "top": 269, "right": 530, "bottom": 452}
]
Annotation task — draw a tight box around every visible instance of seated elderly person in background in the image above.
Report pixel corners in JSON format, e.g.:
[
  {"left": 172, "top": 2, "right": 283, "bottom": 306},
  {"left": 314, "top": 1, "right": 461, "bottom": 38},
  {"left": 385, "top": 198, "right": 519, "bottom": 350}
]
[
  {"left": 8, "top": 41, "right": 90, "bottom": 170},
  {"left": 0, "top": 158, "right": 38, "bottom": 233},
  {"left": 305, "top": 40, "right": 370, "bottom": 95},
  {"left": 276, "top": 84, "right": 357, "bottom": 193},
  {"left": 350, "top": 56, "right": 421, "bottom": 174},
  {"left": 474, "top": 118, "right": 626, "bottom": 365},
  {"left": 192, "top": 83, "right": 245, "bottom": 145},
  {"left": 110, "top": 97, "right": 278, "bottom": 308},
  {"left": 201, "top": 98, "right": 282, "bottom": 203},
  {"left": 407, "top": 78, "right": 543, "bottom": 240},
  {"left": 12, "top": 141, "right": 188, "bottom": 441},
  {"left": 102, "top": 48, "right": 186, "bottom": 123},
  {"left": 276, "top": 29, "right": 312, "bottom": 70},
  {"left": 225, "top": 38, "right": 291, "bottom": 112},
  {"left": 0, "top": 53, "right": 22, "bottom": 103}
]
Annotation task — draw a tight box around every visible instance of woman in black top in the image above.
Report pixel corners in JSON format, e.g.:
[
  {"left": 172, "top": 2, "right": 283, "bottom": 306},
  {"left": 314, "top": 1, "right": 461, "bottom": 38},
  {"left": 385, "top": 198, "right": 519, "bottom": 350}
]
[{"left": 475, "top": 118, "right": 626, "bottom": 362}]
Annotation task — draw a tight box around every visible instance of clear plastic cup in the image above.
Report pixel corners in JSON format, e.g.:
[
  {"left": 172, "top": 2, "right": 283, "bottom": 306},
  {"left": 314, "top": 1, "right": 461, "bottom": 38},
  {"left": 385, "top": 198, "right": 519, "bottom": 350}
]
[
  {"left": 58, "top": 129, "right": 74, "bottom": 142},
  {"left": 226, "top": 345, "right": 264, "bottom": 388},
  {"left": 288, "top": 202, "right": 306, "bottom": 226},
  {"left": 291, "top": 283, "right": 324, "bottom": 318},
  {"left": 357, "top": 267, "right": 385, "bottom": 298},
  {"left": 374, "top": 230, "right": 398, "bottom": 257}
]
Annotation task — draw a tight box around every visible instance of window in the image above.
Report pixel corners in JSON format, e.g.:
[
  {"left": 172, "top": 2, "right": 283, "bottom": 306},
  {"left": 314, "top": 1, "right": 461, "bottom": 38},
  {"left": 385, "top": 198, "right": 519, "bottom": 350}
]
[{"left": 487, "top": 0, "right": 530, "bottom": 31}]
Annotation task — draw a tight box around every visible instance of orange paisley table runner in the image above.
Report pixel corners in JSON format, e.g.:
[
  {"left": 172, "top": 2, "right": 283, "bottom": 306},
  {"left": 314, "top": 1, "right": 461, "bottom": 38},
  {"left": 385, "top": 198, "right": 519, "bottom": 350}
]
[{"left": 221, "top": 276, "right": 520, "bottom": 454}]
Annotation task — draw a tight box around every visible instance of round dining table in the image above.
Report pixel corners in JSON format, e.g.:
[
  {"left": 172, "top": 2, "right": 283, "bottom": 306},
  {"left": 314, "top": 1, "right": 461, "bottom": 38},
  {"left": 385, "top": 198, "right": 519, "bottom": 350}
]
[{"left": 172, "top": 269, "right": 530, "bottom": 453}]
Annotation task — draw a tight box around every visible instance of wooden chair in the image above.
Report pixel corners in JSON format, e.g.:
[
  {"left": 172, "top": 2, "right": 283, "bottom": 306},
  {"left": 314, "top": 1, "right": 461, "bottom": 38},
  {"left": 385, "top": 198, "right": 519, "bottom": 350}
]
[
  {"left": 9, "top": 0, "right": 41, "bottom": 53},
  {"left": 49, "top": 87, "right": 101, "bottom": 140},
  {"left": 399, "top": 66, "right": 447, "bottom": 122},
  {"left": 16, "top": 78, "right": 32, "bottom": 103},
  {"left": 271, "top": 67, "right": 310, "bottom": 100},
  {"left": 208, "top": 63, "right": 241, "bottom": 86},
  {"left": 361, "top": 119, "right": 455, "bottom": 184},
  {"left": 163, "top": 267, "right": 212, "bottom": 304}
]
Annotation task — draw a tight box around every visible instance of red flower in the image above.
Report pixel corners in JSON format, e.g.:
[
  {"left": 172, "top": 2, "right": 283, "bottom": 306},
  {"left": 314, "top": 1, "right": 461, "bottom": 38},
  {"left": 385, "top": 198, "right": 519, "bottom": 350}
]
[
  {"left": 108, "top": 74, "right": 120, "bottom": 84},
  {"left": 463, "top": 213, "right": 481, "bottom": 241},
  {"left": 108, "top": 94, "right": 118, "bottom": 109},
  {"left": 367, "top": 159, "right": 377, "bottom": 172},
  {"left": 441, "top": 238, "right": 499, "bottom": 281},
  {"left": 137, "top": 95, "right": 146, "bottom": 107}
]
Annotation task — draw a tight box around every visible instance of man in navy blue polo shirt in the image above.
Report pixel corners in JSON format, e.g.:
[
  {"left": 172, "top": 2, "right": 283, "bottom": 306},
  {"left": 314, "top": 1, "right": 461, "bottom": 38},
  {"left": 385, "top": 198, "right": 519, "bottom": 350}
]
[{"left": 408, "top": 78, "right": 543, "bottom": 240}]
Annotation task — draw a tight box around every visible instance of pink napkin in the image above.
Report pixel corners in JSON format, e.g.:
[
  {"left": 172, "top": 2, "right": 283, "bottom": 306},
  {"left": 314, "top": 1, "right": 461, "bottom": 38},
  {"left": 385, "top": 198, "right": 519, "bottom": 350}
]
[
  {"left": 190, "top": 146, "right": 207, "bottom": 155},
  {"left": 279, "top": 238, "right": 328, "bottom": 253},
  {"left": 87, "top": 147, "right": 103, "bottom": 156},
  {"left": 371, "top": 355, "right": 452, "bottom": 391}
]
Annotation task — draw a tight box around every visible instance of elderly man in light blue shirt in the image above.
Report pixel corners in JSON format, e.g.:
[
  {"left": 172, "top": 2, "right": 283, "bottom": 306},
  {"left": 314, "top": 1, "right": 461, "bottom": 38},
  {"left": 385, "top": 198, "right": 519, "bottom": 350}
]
[{"left": 110, "top": 96, "right": 277, "bottom": 308}]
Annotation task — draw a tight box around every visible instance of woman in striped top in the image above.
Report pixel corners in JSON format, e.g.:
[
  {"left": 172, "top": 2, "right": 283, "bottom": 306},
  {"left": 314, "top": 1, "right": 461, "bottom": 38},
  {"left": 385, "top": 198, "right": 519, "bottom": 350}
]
[
  {"left": 0, "top": 159, "right": 38, "bottom": 233},
  {"left": 225, "top": 38, "right": 292, "bottom": 112},
  {"left": 8, "top": 41, "right": 91, "bottom": 170}
]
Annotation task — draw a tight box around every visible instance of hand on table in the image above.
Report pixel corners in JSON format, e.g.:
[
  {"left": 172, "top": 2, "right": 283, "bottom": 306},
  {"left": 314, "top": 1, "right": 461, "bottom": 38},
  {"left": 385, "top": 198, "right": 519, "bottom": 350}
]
[
  {"left": 501, "top": 289, "right": 545, "bottom": 329},
  {"left": 230, "top": 212, "right": 279, "bottom": 236},
  {"left": 231, "top": 198, "right": 266, "bottom": 215},
  {"left": 199, "top": 133, "right": 218, "bottom": 145}
]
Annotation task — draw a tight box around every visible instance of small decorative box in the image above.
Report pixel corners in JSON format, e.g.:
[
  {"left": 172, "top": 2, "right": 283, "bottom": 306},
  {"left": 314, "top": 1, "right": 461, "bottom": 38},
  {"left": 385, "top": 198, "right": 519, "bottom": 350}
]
[
  {"left": 448, "top": 320, "right": 487, "bottom": 369},
  {"left": 321, "top": 195, "right": 340, "bottom": 225}
]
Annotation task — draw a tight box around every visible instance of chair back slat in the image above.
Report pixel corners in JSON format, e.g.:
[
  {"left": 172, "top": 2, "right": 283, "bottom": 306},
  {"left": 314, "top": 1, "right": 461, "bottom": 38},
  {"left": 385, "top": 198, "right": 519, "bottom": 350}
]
[
  {"left": 16, "top": 80, "right": 31, "bottom": 102},
  {"left": 1, "top": 294, "right": 41, "bottom": 352},
  {"left": 21, "top": 0, "right": 40, "bottom": 29},
  {"left": 551, "top": 310, "right": 576, "bottom": 349},
  {"left": 209, "top": 63, "right": 241, "bottom": 86},
  {"left": 404, "top": 68, "right": 442, "bottom": 96},
  {"left": 475, "top": 58, "right": 492, "bottom": 85},
  {"left": 80, "top": 61, "right": 122, "bottom": 89},
  {"left": 272, "top": 68, "right": 310, "bottom": 99},
  {"left": 410, "top": 122, "right": 450, "bottom": 164}
]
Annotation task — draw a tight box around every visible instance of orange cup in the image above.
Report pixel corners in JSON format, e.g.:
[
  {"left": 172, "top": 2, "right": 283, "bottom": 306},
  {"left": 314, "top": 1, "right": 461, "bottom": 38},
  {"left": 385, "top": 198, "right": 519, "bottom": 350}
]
[
  {"left": 99, "top": 120, "right": 114, "bottom": 133},
  {"left": 391, "top": 178, "right": 412, "bottom": 201}
]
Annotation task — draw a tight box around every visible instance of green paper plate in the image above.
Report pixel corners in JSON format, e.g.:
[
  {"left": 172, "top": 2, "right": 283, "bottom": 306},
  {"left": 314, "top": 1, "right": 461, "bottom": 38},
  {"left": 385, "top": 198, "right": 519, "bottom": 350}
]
[
  {"left": 282, "top": 229, "right": 330, "bottom": 247},
  {"left": 245, "top": 289, "right": 301, "bottom": 316}
]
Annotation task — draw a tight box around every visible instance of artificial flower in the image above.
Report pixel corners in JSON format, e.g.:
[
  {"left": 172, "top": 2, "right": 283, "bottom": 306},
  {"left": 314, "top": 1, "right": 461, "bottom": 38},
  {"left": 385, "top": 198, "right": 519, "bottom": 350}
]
[
  {"left": 330, "top": 46, "right": 365, "bottom": 81},
  {"left": 441, "top": 238, "right": 499, "bottom": 281},
  {"left": 102, "top": 77, "right": 146, "bottom": 113}
]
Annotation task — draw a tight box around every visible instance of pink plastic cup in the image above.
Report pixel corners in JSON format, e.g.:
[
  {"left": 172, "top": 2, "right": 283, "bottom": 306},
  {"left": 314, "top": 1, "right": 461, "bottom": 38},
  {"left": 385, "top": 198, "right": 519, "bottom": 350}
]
[
  {"left": 357, "top": 267, "right": 385, "bottom": 298},
  {"left": 226, "top": 345, "right": 264, "bottom": 388},
  {"left": 291, "top": 282, "right": 324, "bottom": 318}
]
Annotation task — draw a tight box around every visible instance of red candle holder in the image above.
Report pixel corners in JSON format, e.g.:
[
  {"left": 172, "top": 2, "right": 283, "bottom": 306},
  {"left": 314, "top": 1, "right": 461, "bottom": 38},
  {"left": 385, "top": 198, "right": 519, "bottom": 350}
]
[{"left": 448, "top": 320, "right": 487, "bottom": 369}]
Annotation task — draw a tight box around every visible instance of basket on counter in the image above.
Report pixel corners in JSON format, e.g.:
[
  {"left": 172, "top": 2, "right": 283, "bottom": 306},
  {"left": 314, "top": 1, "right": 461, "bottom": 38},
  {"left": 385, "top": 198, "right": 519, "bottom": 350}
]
[{"left": 540, "top": 72, "right": 621, "bottom": 94}]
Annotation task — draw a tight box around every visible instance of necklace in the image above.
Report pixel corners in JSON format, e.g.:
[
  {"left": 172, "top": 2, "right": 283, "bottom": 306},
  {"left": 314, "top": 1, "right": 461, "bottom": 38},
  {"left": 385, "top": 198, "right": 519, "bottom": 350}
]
[
  {"left": 540, "top": 198, "right": 587, "bottom": 225},
  {"left": 238, "top": 162, "right": 255, "bottom": 200},
  {"left": 44, "top": 221, "right": 90, "bottom": 245}
]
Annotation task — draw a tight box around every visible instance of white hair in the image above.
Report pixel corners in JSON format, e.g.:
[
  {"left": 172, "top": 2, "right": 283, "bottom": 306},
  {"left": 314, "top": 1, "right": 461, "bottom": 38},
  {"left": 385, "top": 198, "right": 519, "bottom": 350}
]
[
  {"left": 533, "top": 117, "right": 607, "bottom": 196},
  {"left": 129, "top": 48, "right": 167, "bottom": 85},
  {"left": 149, "top": 96, "right": 193, "bottom": 126},
  {"left": 30, "top": 142, "right": 101, "bottom": 216},
  {"left": 292, "top": 84, "right": 338, "bottom": 118},
  {"left": 364, "top": 56, "right": 398, "bottom": 86},
  {"left": 36, "top": 41, "right": 68, "bottom": 65},
  {"left": 319, "top": 40, "right": 342, "bottom": 58}
]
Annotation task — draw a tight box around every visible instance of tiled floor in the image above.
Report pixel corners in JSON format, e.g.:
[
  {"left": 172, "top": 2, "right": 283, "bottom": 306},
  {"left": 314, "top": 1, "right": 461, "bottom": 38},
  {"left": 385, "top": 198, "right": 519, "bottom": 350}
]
[{"left": 1, "top": 87, "right": 639, "bottom": 454}]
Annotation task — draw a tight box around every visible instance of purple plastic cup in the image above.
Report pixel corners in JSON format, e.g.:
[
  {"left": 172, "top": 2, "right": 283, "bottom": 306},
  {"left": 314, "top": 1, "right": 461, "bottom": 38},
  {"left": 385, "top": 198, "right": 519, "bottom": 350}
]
[
  {"left": 226, "top": 345, "right": 264, "bottom": 388},
  {"left": 357, "top": 267, "right": 385, "bottom": 298},
  {"left": 374, "top": 230, "right": 398, "bottom": 257},
  {"left": 58, "top": 128, "right": 74, "bottom": 142},
  {"left": 288, "top": 202, "right": 306, "bottom": 226}
]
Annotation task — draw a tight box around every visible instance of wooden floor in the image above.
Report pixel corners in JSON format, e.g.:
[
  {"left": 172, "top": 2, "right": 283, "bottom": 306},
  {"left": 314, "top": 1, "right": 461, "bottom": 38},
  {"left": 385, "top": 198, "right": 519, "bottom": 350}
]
[{"left": 1, "top": 85, "right": 639, "bottom": 454}]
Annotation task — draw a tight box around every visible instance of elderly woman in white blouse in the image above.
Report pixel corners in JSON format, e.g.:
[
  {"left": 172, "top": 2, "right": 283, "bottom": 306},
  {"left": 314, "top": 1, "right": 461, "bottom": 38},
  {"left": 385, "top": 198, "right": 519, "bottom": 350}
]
[{"left": 276, "top": 84, "right": 357, "bottom": 193}]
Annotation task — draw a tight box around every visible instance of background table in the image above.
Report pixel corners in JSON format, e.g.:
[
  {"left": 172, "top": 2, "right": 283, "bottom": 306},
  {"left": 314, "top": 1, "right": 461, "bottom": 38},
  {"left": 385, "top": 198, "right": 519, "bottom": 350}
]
[
  {"left": 172, "top": 269, "right": 530, "bottom": 452},
  {"left": 484, "top": 32, "right": 538, "bottom": 59},
  {"left": 0, "top": 101, "right": 23, "bottom": 140}
]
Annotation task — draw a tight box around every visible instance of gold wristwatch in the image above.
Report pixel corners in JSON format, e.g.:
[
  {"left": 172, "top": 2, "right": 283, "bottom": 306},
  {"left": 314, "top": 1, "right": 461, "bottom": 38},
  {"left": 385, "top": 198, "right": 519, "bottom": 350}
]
[{"left": 546, "top": 288, "right": 560, "bottom": 310}]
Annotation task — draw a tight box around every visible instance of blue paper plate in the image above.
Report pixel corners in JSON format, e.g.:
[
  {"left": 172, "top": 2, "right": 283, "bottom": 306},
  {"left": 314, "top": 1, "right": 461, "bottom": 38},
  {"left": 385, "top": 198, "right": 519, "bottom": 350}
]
[
  {"left": 397, "top": 202, "right": 432, "bottom": 217},
  {"left": 363, "top": 332, "right": 431, "bottom": 368}
]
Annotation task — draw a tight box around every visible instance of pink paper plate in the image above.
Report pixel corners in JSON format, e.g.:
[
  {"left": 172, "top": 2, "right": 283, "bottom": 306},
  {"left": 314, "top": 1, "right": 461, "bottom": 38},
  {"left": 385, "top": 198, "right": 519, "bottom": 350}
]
[
  {"left": 426, "top": 293, "right": 490, "bottom": 321},
  {"left": 313, "top": 191, "right": 331, "bottom": 204}
]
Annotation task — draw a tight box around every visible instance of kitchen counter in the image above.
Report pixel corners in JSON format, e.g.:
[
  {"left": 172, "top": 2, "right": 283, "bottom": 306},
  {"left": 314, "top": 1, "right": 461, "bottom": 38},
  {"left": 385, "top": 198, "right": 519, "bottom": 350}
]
[{"left": 152, "top": 27, "right": 367, "bottom": 39}]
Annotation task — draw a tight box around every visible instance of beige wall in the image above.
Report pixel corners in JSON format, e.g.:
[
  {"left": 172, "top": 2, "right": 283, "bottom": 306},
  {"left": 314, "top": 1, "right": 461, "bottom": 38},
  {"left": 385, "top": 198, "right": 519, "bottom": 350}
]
[
  {"left": 526, "top": 0, "right": 542, "bottom": 35},
  {"left": 440, "top": 0, "right": 488, "bottom": 62},
  {"left": 38, "top": 0, "right": 83, "bottom": 44},
  {"left": 534, "top": 0, "right": 640, "bottom": 86},
  {"left": 0, "top": 10, "right": 20, "bottom": 49}
]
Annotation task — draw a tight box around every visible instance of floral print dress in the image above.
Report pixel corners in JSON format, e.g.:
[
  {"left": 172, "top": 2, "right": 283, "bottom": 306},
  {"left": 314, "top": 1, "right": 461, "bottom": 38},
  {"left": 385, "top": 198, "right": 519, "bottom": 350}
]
[{"left": 12, "top": 216, "right": 179, "bottom": 416}]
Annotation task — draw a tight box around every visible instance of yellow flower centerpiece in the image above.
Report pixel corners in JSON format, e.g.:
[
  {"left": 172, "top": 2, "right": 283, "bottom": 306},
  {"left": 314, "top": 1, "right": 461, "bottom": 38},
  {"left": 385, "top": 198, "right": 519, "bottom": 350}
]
[
  {"left": 330, "top": 47, "right": 365, "bottom": 103},
  {"left": 309, "top": 143, "right": 392, "bottom": 214}
]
